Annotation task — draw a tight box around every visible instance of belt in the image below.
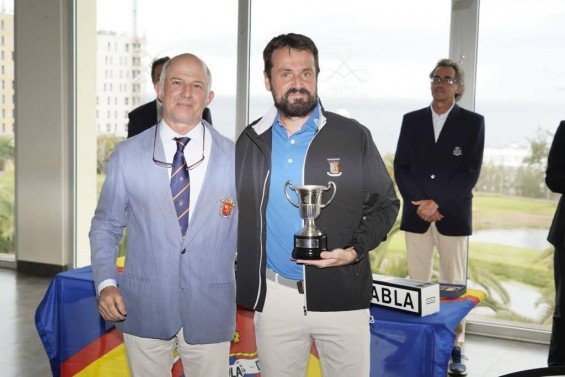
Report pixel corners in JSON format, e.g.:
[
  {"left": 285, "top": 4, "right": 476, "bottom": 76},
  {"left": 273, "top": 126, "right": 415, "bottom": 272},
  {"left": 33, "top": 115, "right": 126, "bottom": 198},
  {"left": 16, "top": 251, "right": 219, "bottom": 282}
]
[{"left": 266, "top": 268, "right": 304, "bottom": 293}]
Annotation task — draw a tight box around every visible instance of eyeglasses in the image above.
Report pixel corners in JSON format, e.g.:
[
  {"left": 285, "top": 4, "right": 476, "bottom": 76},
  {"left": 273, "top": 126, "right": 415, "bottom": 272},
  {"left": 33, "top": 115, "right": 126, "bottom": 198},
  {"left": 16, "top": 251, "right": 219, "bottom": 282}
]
[
  {"left": 430, "top": 76, "right": 458, "bottom": 85},
  {"left": 152, "top": 124, "right": 205, "bottom": 170}
]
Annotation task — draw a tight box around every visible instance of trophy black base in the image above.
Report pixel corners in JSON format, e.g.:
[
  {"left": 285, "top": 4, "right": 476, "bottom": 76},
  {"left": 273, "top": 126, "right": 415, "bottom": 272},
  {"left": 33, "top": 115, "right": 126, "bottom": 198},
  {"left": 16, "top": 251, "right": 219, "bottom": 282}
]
[{"left": 292, "top": 234, "right": 327, "bottom": 260}]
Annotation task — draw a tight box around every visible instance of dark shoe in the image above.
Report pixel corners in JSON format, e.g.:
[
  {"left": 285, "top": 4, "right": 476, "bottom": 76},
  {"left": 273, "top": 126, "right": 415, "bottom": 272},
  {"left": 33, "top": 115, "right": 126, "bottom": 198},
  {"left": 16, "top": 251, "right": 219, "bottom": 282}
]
[{"left": 448, "top": 346, "right": 468, "bottom": 376}]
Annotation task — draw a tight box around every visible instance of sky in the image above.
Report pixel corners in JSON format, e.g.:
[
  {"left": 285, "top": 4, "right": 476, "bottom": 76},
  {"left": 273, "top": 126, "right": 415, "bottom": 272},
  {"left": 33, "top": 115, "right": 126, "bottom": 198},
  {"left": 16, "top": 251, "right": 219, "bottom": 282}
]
[
  {"left": 0, "top": 0, "right": 12, "bottom": 13},
  {"left": 95, "top": 0, "right": 565, "bottom": 150},
  {"left": 3, "top": 0, "right": 563, "bottom": 103},
  {"left": 96, "top": 0, "right": 565, "bottom": 104},
  {"left": 96, "top": 0, "right": 450, "bottom": 100}
]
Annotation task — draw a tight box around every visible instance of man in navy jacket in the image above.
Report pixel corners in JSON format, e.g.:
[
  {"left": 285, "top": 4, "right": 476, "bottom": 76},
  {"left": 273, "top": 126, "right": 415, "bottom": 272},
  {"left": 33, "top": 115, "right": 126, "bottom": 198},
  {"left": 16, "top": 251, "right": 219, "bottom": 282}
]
[
  {"left": 236, "top": 33, "right": 399, "bottom": 377},
  {"left": 394, "top": 58, "right": 485, "bottom": 376}
]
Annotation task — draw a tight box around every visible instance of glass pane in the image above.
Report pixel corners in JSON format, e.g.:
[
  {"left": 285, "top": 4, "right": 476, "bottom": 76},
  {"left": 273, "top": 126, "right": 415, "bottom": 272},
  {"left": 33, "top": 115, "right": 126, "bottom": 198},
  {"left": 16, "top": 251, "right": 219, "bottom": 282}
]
[
  {"left": 0, "top": 2, "right": 14, "bottom": 258},
  {"left": 95, "top": 1, "right": 237, "bottom": 257},
  {"left": 249, "top": 1, "right": 449, "bottom": 287},
  {"left": 470, "top": 0, "right": 565, "bottom": 331},
  {"left": 96, "top": 0, "right": 238, "bottom": 183},
  {"left": 250, "top": 0, "right": 450, "bottom": 155}
]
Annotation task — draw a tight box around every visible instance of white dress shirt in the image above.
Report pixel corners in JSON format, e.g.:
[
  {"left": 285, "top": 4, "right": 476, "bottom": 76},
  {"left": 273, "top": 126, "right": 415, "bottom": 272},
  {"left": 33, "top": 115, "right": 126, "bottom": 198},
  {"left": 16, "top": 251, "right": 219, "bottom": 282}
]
[
  {"left": 431, "top": 102, "right": 455, "bottom": 142},
  {"left": 160, "top": 120, "right": 211, "bottom": 223}
]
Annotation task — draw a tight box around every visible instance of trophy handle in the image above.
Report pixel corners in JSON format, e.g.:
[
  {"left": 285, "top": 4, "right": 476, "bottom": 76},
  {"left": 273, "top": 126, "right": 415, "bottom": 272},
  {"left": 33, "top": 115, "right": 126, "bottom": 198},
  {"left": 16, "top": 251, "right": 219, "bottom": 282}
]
[
  {"left": 320, "top": 181, "right": 337, "bottom": 208},
  {"left": 284, "top": 180, "right": 299, "bottom": 208}
]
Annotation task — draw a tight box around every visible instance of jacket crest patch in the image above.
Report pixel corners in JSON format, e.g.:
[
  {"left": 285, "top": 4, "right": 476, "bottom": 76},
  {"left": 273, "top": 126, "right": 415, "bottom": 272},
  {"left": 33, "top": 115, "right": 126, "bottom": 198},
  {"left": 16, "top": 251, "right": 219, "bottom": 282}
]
[
  {"left": 452, "top": 146, "right": 463, "bottom": 156},
  {"left": 327, "top": 158, "right": 342, "bottom": 177},
  {"left": 220, "top": 198, "right": 235, "bottom": 217}
]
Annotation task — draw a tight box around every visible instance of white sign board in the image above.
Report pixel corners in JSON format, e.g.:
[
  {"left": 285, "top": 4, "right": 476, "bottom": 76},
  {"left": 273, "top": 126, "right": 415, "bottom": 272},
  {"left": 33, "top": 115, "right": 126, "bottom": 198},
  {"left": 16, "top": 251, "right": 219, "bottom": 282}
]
[{"left": 372, "top": 274, "right": 440, "bottom": 317}]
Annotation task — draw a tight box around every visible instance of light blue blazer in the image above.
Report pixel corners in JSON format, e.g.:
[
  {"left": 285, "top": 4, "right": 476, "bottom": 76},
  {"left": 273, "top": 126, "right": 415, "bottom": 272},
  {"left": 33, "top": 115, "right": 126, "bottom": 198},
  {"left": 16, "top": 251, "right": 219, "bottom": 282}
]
[{"left": 90, "top": 121, "right": 237, "bottom": 344}]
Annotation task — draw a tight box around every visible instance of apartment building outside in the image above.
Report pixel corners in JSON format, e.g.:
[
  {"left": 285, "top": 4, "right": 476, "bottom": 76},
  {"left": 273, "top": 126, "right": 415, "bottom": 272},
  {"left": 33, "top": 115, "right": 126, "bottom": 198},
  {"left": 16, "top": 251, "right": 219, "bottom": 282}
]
[{"left": 96, "top": 30, "right": 147, "bottom": 138}]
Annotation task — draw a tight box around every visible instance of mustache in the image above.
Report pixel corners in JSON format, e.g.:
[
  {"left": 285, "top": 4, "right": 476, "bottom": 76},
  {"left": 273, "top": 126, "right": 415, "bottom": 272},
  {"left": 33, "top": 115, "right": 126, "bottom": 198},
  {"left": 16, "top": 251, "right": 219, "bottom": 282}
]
[{"left": 285, "top": 87, "right": 311, "bottom": 96}]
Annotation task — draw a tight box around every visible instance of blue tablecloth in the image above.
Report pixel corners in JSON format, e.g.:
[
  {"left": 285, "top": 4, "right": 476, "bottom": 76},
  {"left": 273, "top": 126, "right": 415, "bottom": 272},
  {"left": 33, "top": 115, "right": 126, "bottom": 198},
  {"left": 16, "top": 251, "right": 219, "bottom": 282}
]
[
  {"left": 35, "top": 267, "right": 114, "bottom": 376},
  {"left": 36, "top": 266, "right": 479, "bottom": 377},
  {"left": 370, "top": 295, "right": 477, "bottom": 377}
]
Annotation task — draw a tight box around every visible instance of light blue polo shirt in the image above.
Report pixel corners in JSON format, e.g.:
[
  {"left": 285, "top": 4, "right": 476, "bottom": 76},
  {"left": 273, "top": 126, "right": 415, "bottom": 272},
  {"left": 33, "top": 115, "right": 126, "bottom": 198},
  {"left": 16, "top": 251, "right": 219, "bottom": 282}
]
[{"left": 266, "top": 105, "right": 320, "bottom": 280}]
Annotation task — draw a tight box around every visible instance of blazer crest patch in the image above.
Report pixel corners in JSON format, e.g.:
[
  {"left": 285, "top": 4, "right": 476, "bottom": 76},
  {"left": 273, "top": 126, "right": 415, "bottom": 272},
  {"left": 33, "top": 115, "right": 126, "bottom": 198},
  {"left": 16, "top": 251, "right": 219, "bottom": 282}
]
[
  {"left": 327, "top": 158, "right": 342, "bottom": 177},
  {"left": 220, "top": 198, "right": 235, "bottom": 218},
  {"left": 452, "top": 146, "right": 463, "bottom": 157}
]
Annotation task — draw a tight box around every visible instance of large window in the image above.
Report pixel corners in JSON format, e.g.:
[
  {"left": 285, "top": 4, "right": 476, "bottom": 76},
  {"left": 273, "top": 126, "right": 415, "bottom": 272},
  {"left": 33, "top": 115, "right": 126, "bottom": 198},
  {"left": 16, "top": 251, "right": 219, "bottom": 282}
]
[
  {"left": 249, "top": 0, "right": 564, "bottom": 338},
  {"left": 468, "top": 0, "right": 565, "bottom": 332},
  {"left": 250, "top": 0, "right": 450, "bottom": 155},
  {"left": 89, "top": 0, "right": 562, "bottom": 337},
  {"left": 249, "top": 1, "right": 451, "bottom": 294},
  {"left": 96, "top": 0, "right": 238, "bottom": 182},
  {"left": 93, "top": 1, "right": 238, "bottom": 261},
  {"left": 96, "top": 0, "right": 238, "bottom": 140}
]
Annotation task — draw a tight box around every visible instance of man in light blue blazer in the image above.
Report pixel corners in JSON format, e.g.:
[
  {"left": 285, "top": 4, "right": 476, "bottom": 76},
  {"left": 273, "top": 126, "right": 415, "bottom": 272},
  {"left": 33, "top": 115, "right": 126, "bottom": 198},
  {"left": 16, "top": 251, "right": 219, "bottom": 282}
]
[{"left": 90, "top": 53, "right": 237, "bottom": 376}]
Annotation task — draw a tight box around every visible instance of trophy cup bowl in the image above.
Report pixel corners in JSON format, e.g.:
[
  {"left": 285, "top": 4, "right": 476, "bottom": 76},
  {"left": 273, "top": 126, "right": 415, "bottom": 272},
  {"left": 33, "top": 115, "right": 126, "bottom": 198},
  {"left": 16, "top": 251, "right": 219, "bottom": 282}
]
[{"left": 284, "top": 180, "right": 337, "bottom": 260}]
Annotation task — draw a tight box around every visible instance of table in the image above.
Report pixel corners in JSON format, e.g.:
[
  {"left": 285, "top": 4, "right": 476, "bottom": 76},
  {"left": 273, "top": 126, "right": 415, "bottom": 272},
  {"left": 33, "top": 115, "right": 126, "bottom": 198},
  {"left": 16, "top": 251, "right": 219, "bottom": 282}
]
[
  {"left": 35, "top": 266, "right": 482, "bottom": 377},
  {"left": 370, "top": 292, "right": 482, "bottom": 377}
]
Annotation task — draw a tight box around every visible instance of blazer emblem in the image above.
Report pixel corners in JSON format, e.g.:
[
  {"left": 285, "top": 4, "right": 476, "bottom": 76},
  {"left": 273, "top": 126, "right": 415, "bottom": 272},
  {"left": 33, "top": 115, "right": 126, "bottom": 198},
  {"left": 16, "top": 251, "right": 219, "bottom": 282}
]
[
  {"left": 220, "top": 198, "right": 236, "bottom": 218},
  {"left": 327, "top": 158, "right": 342, "bottom": 177},
  {"left": 452, "top": 146, "right": 463, "bottom": 157}
]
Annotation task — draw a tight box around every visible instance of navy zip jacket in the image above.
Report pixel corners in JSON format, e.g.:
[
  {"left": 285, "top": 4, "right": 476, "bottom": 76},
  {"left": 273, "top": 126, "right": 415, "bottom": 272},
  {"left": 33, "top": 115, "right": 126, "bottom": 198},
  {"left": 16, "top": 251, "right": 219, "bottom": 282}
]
[{"left": 235, "top": 105, "right": 399, "bottom": 312}]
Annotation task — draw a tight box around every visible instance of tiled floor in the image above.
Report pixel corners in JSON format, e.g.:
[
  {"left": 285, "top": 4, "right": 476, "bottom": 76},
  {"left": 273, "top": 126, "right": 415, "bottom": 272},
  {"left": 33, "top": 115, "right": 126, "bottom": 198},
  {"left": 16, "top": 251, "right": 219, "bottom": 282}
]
[
  {"left": 0, "top": 267, "right": 53, "bottom": 377},
  {"left": 0, "top": 266, "right": 552, "bottom": 377},
  {"left": 464, "top": 334, "right": 550, "bottom": 376}
]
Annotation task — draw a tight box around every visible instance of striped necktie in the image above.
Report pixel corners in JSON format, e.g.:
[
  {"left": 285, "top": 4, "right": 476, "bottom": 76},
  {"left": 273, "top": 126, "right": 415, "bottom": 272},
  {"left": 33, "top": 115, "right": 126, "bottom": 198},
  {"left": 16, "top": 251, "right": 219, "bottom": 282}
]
[{"left": 171, "top": 137, "right": 190, "bottom": 236}]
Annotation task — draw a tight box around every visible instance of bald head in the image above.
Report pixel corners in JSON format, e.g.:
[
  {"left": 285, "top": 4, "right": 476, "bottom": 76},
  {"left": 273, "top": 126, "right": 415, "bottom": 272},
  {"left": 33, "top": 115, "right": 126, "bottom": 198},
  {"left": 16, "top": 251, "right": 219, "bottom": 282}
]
[
  {"left": 156, "top": 53, "right": 215, "bottom": 134},
  {"left": 159, "top": 53, "right": 212, "bottom": 93}
]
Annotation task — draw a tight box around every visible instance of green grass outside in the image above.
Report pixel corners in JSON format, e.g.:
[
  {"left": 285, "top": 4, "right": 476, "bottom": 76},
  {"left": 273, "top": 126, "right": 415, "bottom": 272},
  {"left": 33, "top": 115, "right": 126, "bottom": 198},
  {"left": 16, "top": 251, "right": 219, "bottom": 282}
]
[
  {"left": 379, "top": 191, "right": 556, "bottom": 288},
  {"left": 473, "top": 192, "right": 556, "bottom": 230}
]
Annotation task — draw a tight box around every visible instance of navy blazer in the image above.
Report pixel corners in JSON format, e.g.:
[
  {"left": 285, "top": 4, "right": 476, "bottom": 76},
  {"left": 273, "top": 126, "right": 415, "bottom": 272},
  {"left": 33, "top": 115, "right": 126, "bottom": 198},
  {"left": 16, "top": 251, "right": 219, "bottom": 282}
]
[
  {"left": 127, "top": 99, "right": 213, "bottom": 138},
  {"left": 547, "top": 121, "right": 565, "bottom": 248},
  {"left": 394, "top": 104, "right": 485, "bottom": 236}
]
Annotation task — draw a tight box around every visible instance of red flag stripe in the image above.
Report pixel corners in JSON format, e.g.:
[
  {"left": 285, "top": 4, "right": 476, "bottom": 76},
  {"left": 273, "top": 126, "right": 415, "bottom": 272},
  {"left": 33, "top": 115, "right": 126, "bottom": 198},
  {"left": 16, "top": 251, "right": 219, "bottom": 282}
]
[{"left": 61, "top": 328, "right": 124, "bottom": 376}]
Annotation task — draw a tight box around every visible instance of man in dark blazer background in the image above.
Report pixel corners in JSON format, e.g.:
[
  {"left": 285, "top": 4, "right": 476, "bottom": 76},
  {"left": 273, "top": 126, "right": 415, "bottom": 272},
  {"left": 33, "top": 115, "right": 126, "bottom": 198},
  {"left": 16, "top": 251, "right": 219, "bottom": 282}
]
[
  {"left": 394, "top": 58, "right": 485, "bottom": 376},
  {"left": 546, "top": 120, "right": 565, "bottom": 367},
  {"left": 127, "top": 56, "right": 212, "bottom": 138}
]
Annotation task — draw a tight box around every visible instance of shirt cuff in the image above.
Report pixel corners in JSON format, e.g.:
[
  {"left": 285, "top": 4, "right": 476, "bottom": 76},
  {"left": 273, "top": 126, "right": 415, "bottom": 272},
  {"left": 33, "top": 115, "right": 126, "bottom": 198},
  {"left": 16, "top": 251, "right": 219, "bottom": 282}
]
[{"left": 97, "top": 279, "right": 117, "bottom": 297}]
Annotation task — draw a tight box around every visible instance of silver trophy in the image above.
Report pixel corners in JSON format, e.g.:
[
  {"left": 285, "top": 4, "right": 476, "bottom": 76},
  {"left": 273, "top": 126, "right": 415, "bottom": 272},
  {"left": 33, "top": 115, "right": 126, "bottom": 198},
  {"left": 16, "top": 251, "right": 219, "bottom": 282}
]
[{"left": 284, "top": 180, "right": 337, "bottom": 260}]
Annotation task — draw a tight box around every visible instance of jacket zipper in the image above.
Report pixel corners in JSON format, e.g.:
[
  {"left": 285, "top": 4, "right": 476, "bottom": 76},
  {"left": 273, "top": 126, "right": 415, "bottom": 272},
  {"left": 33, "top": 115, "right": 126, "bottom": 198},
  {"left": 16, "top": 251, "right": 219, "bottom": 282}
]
[
  {"left": 302, "top": 264, "right": 308, "bottom": 315},
  {"left": 253, "top": 169, "right": 270, "bottom": 310},
  {"left": 299, "top": 116, "right": 327, "bottom": 315}
]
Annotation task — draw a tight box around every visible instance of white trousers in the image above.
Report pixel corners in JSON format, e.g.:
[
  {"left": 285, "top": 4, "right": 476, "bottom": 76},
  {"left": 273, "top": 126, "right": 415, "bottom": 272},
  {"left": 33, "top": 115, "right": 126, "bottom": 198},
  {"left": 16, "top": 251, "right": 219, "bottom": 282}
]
[
  {"left": 122, "top": 327, "right": 230, "bottom": 377},
  {"left": 255, "top": 277, "right": 370, "bottom": 377},
  {"left": 405, "top": 222, "right": 468, "bottom": 347}
]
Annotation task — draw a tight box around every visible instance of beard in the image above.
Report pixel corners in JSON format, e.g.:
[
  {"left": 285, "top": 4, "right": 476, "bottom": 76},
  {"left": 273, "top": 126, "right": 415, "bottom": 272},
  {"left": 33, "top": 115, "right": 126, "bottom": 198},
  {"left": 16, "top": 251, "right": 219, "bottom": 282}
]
[{"left": 272, "top": 87, "right": 317, "bottom": 118}]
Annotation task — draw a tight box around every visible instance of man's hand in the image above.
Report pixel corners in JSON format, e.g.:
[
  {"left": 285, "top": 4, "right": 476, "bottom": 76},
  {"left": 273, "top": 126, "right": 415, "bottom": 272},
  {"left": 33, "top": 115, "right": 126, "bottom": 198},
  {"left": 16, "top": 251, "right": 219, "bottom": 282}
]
[
  {"left": 296, "top": 247, "right": 359, "bottom": 268},
  {"left": 412, "top": 199, "right": 443, "bottom": 222},
  {"left": 98, "top": 286, "right": 127, "bottom": 322}
]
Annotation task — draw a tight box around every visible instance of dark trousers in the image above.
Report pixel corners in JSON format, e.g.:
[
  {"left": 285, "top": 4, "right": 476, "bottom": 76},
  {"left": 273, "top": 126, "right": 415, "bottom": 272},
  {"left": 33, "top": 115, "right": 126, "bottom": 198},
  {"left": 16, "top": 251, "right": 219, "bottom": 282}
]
[{"left": 549, "top": 246, "right": 565, "bottom": 366}]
